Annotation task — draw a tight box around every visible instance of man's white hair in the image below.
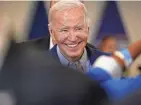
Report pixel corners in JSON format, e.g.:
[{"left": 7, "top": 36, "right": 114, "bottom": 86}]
[{"left": 48, "top": 0, "right": 89, "bottom": 27}]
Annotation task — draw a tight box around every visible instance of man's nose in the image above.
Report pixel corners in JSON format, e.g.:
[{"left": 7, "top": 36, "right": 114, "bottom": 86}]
[{"left": 68, "top": 30, "right": 77, "bottom": 41}]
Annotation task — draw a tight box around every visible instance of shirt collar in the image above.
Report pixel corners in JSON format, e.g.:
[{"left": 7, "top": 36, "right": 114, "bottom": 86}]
[{"left": 57, "top": 46, "right": 88, "bottom": 66}]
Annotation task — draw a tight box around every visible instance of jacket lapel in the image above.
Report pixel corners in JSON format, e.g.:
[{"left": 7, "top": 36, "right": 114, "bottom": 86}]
[
  {"left": 50, "top": 45, "right": 61, "bottom": 63},
  {"left": 86, "top": 43, "right": 111, "bottom": 65}
]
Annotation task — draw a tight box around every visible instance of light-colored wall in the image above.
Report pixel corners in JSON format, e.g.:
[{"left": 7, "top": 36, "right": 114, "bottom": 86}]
[{"left": 0, "top": 1, "right": 35, "bottom": 42}]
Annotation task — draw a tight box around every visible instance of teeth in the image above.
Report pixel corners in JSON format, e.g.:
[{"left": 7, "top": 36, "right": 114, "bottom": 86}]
[{"left": 66, "top": 44, "right": 78, "bottom": 48}]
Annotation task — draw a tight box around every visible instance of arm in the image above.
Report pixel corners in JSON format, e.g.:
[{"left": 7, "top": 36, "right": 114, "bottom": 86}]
[
  {"left": 101, "top": 75, "right": 141, "bottom": 101},
  {"left": 127, "top": 40, "right": 141, "bottom": 60},
  {"left": 113, "top": 40, "right": 141, "bottom": 69},
  {"left": 89, "top": 40, "right": 141, "bottom": 79}
]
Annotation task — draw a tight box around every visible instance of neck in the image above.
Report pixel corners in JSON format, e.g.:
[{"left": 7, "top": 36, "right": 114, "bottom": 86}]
[
  {"left": 67, "top": 56, "right": 82, "bottom": 62},
  {"left": 61, "top": 51, "right": 84, "bottom": 62}
]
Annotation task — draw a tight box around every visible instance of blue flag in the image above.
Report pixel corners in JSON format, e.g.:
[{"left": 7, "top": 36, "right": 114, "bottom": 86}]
[
  {"left": 28, "top": 1, "right": 49, "bottom": 40},
  {"left": 94, "top": 1, "right": 128, "bottom": 48}
]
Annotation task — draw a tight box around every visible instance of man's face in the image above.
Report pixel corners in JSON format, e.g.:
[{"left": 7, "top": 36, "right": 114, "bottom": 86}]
[{"left": 50, "top": 7, "right": 89, "bottom": 61}]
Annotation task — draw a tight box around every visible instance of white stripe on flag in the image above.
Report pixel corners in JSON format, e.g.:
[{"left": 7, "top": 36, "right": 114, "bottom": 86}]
[{"left": 86, "top": 1, "right": 106, "bottom": 45}]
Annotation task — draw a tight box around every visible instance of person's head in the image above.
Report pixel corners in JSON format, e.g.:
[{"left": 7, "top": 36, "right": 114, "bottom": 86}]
[
  {"left": 99, "top": 36, "right": 117, "bottom": 53},
  {"left": 48, "top": 1, "right": 89, "bottom": 62}
]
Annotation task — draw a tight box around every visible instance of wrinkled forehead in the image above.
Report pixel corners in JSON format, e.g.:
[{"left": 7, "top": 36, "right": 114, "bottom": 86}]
[{"left": 52, "top": 7, "right": 86, "bottom": 26}]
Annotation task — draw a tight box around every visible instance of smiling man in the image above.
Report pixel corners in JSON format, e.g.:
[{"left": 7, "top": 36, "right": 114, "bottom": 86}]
[{"left": 49, "top": 1, "right": 110, "bottom": 73}]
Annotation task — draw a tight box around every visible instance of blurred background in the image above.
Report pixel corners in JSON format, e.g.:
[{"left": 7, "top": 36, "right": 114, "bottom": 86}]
[{"left": 0, "top": 1, "right": 141, "bottom": 76}]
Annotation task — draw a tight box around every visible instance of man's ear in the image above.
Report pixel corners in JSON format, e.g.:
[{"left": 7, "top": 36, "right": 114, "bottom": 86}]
[
  {"left": 48, "top": 24, "right": 55, "bottom": 41},
  {"left": 48, "top": 24, "right": 57, "bottom": 46},
  {"left": 48, "top": 24, "right": 52, "bottom": 36}
]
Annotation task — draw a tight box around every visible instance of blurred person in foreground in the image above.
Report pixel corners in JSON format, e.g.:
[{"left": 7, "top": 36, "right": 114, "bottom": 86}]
[{"left": 0, "top": 43, "right": 108, "bottom": 105}]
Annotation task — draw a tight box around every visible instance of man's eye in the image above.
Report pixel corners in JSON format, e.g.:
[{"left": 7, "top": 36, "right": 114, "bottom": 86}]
[
  {"left": 76, "top": 28, "right": 82, "bottom": 31},
  {"left": 60, "top": 29, "right": 68, "bottom": 32}
]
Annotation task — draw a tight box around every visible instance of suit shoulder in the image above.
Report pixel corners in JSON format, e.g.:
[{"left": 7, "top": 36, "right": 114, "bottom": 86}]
[{"left": 16, "top": 36, "right": 50, "bottom": 50}]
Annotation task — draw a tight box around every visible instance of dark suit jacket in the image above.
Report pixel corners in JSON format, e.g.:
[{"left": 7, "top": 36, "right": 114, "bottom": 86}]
[
  {"left": 0, "top": 38, "right": 108, "bottom": 105},
  {"left": 20, "top": 36, "right": 50, "bottom": 50},
  {"left": 50, "top": 43, "right": 110, "bottom": 65}
]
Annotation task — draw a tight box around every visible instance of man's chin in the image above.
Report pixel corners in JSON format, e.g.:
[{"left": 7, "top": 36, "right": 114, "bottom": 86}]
[{"left": 67, "top": 53, "right": 82, "bottom": 61}]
